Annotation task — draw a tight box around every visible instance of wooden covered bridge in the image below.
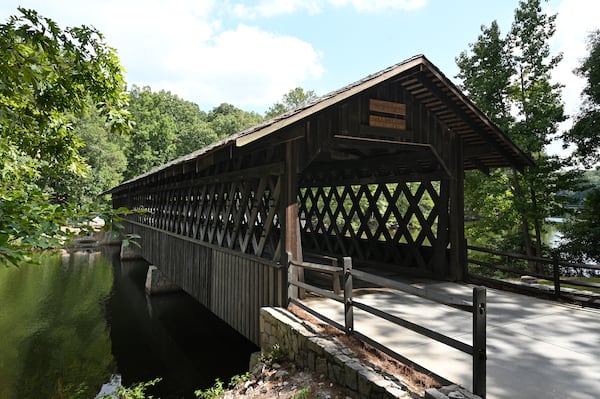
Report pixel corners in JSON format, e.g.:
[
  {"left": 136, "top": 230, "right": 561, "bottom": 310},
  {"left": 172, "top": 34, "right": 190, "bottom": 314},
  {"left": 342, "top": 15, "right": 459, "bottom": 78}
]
[{"left": 110, "top": 55, "right": 531, "bottom": 345}]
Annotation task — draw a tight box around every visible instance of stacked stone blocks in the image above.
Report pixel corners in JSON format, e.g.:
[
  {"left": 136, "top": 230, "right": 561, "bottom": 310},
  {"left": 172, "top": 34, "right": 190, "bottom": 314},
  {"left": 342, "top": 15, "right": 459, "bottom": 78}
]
[{"left": 260, "top": 307, "right": 411, "bottom": 399}]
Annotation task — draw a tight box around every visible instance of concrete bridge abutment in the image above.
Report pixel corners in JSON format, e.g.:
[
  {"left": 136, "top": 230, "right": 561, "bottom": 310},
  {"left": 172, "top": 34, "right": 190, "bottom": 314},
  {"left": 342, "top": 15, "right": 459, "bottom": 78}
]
[{"left": 144, "top": 265, "right": 182, "bottom": 295}]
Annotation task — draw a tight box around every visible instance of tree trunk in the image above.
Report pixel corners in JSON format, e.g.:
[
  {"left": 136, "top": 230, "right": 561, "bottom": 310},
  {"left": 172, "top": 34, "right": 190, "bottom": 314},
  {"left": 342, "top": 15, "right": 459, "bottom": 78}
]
[
  {"left": 512, "top": 169, "right": 536, "bottom": 272},
  {"left": 529, "top": 177, "right": 544, "bottom": 274}
]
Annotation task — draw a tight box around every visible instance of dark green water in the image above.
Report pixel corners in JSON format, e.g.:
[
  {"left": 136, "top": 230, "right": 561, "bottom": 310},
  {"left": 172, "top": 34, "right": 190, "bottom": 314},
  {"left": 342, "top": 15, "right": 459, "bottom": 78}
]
[{"left": 0, "top": 246, "right": 257, "bottom": 399}]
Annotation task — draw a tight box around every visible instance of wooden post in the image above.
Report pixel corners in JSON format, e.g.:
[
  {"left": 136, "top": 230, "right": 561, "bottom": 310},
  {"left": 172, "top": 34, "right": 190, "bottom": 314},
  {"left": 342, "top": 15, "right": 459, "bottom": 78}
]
[
  {"left": 343, "top": 257, "right": 354, "bottom": 335},
  {"left": 434, "top": 178, "right": 450, "bottom": 277},
  {"left": 553, "top": 254, "right": 561, "bottom": 299},
  {"left": 449, "top": 133, "right": 466, "bottom": 281},
  {"left": 278, "top": 251, "right": 290, "bottom": 307},
  {"left": 473, "top": 286, "right": 486, "bottom": 398},
  {"left": 283, "top": 141, "right": 303, "bottom": 300}
]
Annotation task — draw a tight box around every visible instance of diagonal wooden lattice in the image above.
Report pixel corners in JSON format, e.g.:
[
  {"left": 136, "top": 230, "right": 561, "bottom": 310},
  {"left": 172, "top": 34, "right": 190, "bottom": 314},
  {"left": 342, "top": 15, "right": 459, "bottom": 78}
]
[
  {"left": 126, "top": 175, "right": 282, "bottom": 260},
  {"left": 299, "top": 181, "right": 442, "bottom": 268}
]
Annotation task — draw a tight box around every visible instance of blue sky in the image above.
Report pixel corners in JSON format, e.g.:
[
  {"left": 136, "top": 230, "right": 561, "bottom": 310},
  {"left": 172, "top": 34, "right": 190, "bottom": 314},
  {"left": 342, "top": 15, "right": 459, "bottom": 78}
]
[{"left": 1, "top": 0, "right": 598, "bottom": 127}]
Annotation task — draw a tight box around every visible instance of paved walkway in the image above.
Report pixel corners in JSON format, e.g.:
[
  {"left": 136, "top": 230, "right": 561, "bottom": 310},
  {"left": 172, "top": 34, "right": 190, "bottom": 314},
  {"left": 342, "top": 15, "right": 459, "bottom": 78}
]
[{"left": 301, "top": 280, "right": 600, "bottom": 399}]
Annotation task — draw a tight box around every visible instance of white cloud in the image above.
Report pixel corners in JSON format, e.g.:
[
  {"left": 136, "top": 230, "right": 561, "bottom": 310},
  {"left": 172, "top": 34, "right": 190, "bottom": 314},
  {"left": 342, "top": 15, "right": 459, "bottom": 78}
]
[
  {"left": 230, "top": 0, "right": 426, "bottom": 18},
  {"left": 0, "top": 0, "right": 425, "bottom": 112},
  {"left": 0, "top": 0, "right": 324, "bottom": 110},
  {"left": 231, "top": 0, "right": 322, "bottom": 19},
  {"left": 98, "top": 1, "right": 323, "bottom": 110},
  {"left": 161, "top": 24, "right": 324, "bottom": 108},
  {"left": 328, "top": 0, "right": 427, "bottom": 12}
]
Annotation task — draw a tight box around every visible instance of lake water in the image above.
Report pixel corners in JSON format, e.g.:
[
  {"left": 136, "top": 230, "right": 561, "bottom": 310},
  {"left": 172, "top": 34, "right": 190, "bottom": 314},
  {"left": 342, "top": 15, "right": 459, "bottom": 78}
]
[{"left": 0, "top": 246, "right": 257, "bottom": 399}]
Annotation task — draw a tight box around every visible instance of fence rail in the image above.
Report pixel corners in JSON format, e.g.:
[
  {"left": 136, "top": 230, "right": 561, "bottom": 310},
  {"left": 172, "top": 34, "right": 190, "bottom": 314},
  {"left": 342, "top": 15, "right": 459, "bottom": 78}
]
[
  {"left": 287, "top": 253, "right": 487, "bottom": 398},
  {"left": 467, "top": 245, "right": 600, "bottom": 305}
]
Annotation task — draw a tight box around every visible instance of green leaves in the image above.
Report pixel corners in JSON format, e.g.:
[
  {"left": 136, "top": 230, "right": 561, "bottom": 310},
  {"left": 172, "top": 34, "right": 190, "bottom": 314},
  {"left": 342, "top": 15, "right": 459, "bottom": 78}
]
[
  {"left": 457, "top": 0, "right": 570, "bottom": 258},
  {"left": 265, "top": 87, "right": 317, "bottom": 118},
  {"left": 0, "top": 8, "right": 132, "bottom": 263},
  {"left": 562, "top": 30, "right": 600, "bottom": 167},
  {"left": 0, "top": 7, "right": 131, "bottom": 174},
  {"left": 560, "top": 187, "right": 600, "bottom": 263},
  {"left": 123, "top": 86, "right": 263, "bottom": 179}
]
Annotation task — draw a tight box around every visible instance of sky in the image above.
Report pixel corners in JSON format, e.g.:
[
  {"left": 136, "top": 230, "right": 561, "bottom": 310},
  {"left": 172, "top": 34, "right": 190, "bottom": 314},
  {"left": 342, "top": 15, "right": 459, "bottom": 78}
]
[{"left": 1, "top": 0, "right": 599, "bottom": 137}]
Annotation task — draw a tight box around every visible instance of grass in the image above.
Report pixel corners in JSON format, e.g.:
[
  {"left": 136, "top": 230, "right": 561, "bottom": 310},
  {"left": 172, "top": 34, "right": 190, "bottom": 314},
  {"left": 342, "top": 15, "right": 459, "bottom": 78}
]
[
  {"left": 291, "top": 387, "right": 311, "bottom": 399},
  {"left": 195, "top": 345, "right": 284, "bottom": 399}
]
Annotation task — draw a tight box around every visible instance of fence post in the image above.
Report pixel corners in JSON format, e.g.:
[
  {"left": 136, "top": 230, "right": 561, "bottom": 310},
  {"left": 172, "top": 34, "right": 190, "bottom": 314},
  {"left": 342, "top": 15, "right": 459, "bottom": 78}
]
[
  {"left": 463, "top": 238, "right": 469, "bottom": 280},
  {"left": 279, "top": 251, "right": 291, "bottom": 306},
  {"left": 473, "top": 286, "right": 486, "bottom": 398},
  {"left": 552, "top": 254, "right": 561, "bottom": 299},
  {"left": 343, "top": 257, "right": 354, "bottom": 335},
  {"left": 286, "top": 251, "right": 298, "bottom": 301}
]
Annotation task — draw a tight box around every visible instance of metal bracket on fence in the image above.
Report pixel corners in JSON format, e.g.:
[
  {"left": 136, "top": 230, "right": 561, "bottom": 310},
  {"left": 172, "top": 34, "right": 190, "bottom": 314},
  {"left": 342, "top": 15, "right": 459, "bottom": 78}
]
[
  {"left": 343, "top": 257, "right": 354, "bottom": 335},
  {"left": 473, "top": 286, "right": 486, "bottom": 398}
]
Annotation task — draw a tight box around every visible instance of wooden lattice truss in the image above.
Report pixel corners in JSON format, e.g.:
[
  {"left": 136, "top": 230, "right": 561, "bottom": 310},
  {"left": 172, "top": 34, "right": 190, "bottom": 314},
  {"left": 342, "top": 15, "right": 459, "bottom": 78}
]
[{"left": 130, "top": 171, "right": 283, "bottom": 260}]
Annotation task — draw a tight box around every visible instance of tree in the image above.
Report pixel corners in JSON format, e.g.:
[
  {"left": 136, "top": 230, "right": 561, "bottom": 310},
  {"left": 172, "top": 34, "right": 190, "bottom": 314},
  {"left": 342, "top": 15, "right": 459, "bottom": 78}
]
[
  {"left": 559, "top": 31, "right": 600, "bottom": 263},
  {"left": 456, "top": 21, "right": 514, "bottom": 131},
  {"left": 0, "top": 8, "right": 131, "bottom": 263},
  {"left": 265, "top": 87, "right": 317, "bottom": 118},
  {"left": 123, "top": 87, "right": 231, "bottom": 180},
  {"left": 124, "top": 86, "right": 179, "bottom": 179},
  {"left": 207, "top": 102, "right": 263, "bottom": 139},
  {"left": 456, "top": 0, "right": 575, "bottom": 270},
  {"left": 559, "top": 187, "right": 600, "bottom": 264},
  {"left": 507, "top": 0, "right": 575, "bottom": 267},
  {"left": 0, "top": 8, "right": 130, "bottom": 174},
  {"left": 562, "top": 30, "right": 600, "bottom": 167},
  {"left": 457, "top": 22, "right": 520, "bottom": 247},
  {"left": 122, "top": 88, "right": 265, "bottom": 180}
]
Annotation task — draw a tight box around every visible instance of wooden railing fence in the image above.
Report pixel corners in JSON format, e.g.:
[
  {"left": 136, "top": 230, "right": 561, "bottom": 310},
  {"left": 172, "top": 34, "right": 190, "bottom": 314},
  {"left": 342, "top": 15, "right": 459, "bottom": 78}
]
[
  {"left": 467, "top": 245, "right": 600, "bottom": 305},
  {"left": 287, "top": 253, "right": 487, "bottom": 398}
]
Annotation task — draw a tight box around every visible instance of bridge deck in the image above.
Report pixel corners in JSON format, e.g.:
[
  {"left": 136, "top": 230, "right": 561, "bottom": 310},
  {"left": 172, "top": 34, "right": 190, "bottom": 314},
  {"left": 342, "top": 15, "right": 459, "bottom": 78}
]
[{"left": 301, "top": 280, "right": 600, "bottom": 399}]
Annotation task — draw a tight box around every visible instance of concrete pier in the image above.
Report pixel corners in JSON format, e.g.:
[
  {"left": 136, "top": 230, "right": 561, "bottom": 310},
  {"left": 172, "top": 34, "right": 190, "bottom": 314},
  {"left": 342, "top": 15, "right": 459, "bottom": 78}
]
[
  {"left": 145, "top": 265, "right": 181, "bottom": 295},
  {"left": 119, "top": 240, "right": 141, "bottom": 260}
]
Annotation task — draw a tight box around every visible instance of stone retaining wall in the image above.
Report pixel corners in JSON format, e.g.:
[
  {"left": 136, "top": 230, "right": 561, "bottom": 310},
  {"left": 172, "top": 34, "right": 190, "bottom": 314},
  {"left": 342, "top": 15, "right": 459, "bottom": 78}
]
[
  {"left": 260, "top": 307, "right": 481, "bottom": 399},
  {"left": 260, "top": 307, "right": 411, "bottom": 398}
]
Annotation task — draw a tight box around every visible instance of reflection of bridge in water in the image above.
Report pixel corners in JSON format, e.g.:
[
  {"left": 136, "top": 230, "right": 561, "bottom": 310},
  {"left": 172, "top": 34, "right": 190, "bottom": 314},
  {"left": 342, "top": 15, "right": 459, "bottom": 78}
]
[
  {"left": 102, "top": 246, "right": 256, "bottom": 396},
  {"left": 109, "top": 55, "right": 546, "bottom": 397}
]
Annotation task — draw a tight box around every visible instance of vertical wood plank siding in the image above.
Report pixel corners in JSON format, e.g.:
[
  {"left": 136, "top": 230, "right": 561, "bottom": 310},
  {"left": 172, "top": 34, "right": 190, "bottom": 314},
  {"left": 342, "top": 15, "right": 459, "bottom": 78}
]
[{"left": 122, "top": 220, "right": 284, "bottom": 345}]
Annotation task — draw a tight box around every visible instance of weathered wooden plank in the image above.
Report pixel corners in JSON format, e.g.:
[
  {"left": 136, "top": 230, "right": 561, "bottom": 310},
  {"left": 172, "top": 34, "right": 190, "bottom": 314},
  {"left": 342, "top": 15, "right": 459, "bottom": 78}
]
[
  {"left": 369, "top": 99, "right": 406, "bottom": 116},
  {"left": 369, "top": 115, "right": 406, "bottom": 130}
]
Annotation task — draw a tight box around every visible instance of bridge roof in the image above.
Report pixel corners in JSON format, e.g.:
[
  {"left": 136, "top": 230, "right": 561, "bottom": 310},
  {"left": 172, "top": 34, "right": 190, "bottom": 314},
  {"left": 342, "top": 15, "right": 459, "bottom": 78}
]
[{"left": 111, "top": 54, "right": 532, "bottom": 193}]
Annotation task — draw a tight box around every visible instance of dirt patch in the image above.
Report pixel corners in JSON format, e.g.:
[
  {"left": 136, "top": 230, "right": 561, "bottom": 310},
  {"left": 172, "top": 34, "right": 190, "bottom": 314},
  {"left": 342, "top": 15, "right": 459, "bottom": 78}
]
[{"left": 223, "top": 361, "right": 353, "bottom": 399}]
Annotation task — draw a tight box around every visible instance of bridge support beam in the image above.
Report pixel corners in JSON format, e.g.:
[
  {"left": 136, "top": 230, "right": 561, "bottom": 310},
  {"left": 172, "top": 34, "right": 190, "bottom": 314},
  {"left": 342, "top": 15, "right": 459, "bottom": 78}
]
[
  {"left": 284, "top": 141, "right": 303, "bottom": 300},
  {"left": 449, "top": 133, "right": 466, "bottom": 281}
]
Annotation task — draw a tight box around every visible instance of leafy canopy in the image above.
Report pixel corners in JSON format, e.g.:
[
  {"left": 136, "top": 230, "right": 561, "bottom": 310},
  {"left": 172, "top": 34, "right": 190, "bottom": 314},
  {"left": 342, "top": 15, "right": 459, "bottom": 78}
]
[
  {"left": 265, "top": 87, "right": 317, "bottom": 119},
  {"left": 0, "top": 7, "right": 131, "bottom": 173},
  {"left": 456, "top": 0, "right": 574, "bottom": 263},
  {"left": 0, "top": 8, "right": 132, "bottom": 264},
  {"left": 562, "top": 30, "right": 600, "bottom": 167},
  {"left": 123, "top": 86, "right": 263, "bottom": 180}
]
